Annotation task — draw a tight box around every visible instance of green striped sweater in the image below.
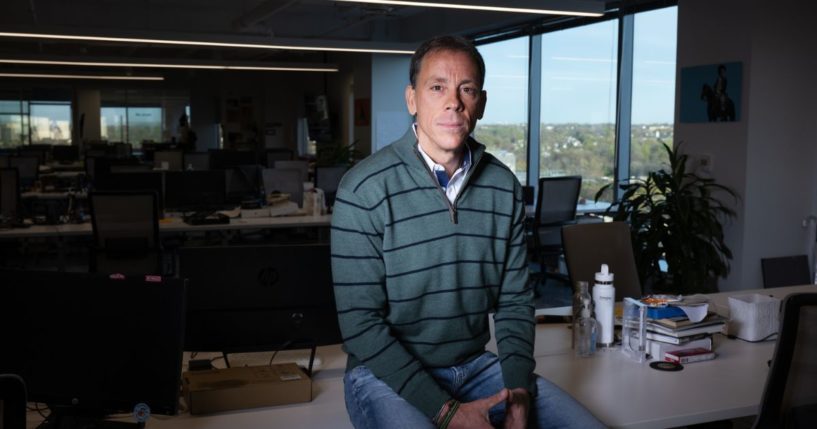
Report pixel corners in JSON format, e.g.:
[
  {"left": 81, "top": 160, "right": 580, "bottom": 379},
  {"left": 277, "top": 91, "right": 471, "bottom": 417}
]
[{"left": 331, "top": 128, "right": 536, "bottom": 419}]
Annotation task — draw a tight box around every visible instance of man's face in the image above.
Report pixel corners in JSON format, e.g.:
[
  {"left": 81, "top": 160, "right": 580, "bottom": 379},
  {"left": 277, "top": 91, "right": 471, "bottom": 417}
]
[{"left": 405, "top": 49, "right": 486, "bottom": 156}]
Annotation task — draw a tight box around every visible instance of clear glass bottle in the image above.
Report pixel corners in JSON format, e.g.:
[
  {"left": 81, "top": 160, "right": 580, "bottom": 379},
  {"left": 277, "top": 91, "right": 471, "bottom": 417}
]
[
  {"left": 572, "top": 281, "right": 593, "bottom": 350},
  {"left": 574, "top": 309, "right": 598, "bottom": 357}
]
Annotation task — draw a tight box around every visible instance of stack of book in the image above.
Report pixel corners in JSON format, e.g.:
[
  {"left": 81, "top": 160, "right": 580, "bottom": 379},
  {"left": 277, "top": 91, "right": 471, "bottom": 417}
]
[{"left": 645, "top": 311, "right": 727, "bottom": 361}]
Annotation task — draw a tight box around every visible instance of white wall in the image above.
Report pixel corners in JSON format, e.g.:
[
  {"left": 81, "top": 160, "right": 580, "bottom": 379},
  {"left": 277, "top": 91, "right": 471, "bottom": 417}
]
[
  {"left": 676, "top": 0, "right": 817, "bottom": 290},
  {"left": 371, "top": 54, "right": 413, "bottom": 152}
]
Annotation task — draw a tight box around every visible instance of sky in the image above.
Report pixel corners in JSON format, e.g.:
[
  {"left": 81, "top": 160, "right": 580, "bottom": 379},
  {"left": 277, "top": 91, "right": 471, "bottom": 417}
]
[{"left": 477, "top": 6, "right": 677, "bottom": 125}]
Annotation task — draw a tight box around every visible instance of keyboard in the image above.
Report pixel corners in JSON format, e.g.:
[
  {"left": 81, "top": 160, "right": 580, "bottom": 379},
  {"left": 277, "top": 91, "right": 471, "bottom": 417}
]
[{"left": 183, "top": 212, "right": 230, "bottom": 225}]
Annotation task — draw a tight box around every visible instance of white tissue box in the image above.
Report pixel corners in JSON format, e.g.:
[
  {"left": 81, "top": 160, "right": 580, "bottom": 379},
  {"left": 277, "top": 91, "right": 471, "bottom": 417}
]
[{"left": 727, "top": 294, "right": 780, "bottom": 341}]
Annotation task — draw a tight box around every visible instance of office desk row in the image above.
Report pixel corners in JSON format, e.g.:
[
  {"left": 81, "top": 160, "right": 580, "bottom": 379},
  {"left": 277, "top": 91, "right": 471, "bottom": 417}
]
[{"left": 24, "top": 285, "right": 810, "bottom": 429}]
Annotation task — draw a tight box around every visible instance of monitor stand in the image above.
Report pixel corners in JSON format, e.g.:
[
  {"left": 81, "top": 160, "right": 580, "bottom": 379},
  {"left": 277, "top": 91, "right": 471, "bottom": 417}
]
[{"left": 40, "top": 406, "right": 146, "bottom": 429}]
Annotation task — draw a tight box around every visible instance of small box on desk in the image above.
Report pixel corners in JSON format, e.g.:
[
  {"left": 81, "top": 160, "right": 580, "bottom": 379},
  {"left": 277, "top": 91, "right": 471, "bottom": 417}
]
[
  {"left": 728, "top": 294, "right": 780, "bottom": 341},
  {"left": 183, "top": 363, "right": 312, "bottom": 415}
]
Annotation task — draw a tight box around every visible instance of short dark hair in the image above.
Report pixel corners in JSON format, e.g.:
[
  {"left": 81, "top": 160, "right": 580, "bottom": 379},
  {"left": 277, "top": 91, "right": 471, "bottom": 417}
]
[{"left": 409, "top": 35, "right": 486, "bottom": 89}]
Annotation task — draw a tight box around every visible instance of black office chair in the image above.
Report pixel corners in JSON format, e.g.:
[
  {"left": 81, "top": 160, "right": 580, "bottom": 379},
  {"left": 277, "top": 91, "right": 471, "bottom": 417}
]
[
  {"left": 89, "top": 190, "right": 163, "bottom": 275},
  {"left": 0, "top": 374, "right": 26, "bottom": 429},
  {"left": 761, "top": 255, "right": 812, "bottom": 288},
  {"left": 532, "top": 176, "right": 582, "bottom": 280},
  {"left": 562, "top": 221, "right": 642, "bottom": 301},
  {"left": 0, "top": 168, "right": 21, "bottom": 225},
  {"left": 754, "top": 293, "right": 817, "bottom": 429}
]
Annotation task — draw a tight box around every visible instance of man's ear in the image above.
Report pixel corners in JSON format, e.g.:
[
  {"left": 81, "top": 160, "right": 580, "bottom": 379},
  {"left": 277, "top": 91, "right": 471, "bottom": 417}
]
[
  {"left": 405, "top": 84, "right": 417, "bottom": 116},
  {"left": 477, "top": 90, "right": 487, "bottom": 120}
]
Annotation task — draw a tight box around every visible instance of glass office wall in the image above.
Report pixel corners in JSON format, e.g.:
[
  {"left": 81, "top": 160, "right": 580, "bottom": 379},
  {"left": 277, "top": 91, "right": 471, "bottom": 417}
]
[
  {"left": 30, "top": 102, "right": 72, "bottom": 145},
  {"left": 630, "top": 7, "right": 678, "bottom": 179},
  {"left": 539, "top": 20, "right": 619, "bottom": 202},
  {"left": 475, "top": 37, "right": 530, "bottom": 183}
]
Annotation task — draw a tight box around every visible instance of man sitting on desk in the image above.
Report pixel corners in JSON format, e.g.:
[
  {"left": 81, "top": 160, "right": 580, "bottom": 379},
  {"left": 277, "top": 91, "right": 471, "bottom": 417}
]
[{"left": 331, "top": 35, "right": 604, "bottom": 429}]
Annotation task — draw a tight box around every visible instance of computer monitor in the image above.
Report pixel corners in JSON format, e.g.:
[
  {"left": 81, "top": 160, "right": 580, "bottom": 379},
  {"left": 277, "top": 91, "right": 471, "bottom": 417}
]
[
  {"left": 164, "top": 170, "right": 228, "bottom": 212},
  {"left": 0, "top": 168, "right": 20, "bottom": 223},
  {"left": 262, "top": 168, "right": 304, "bottom": 208},
  {"left": 178, "top": 243, "right": 342, "bottom": 353},
  {"left": 315, "top": 166, "right": 348, "bottom": 207},
  {"left": 0, "top": 269, "right": 186, "bottom": 426},
  {"left": 209, "top": 149, "right": 256, "bottom": 170},
  {"left": 51, "top": 145, "right": 80, "bottom": 163},
  {"left": 226, "top": 165, "right": 262, "bottom": 204},
  {"left": 183, "top": 152, "right": 210, "bottom": 171},
  {"left": 274, "top": 160, "right": 309, "bottom": 183},
  {"left": 93, "top": 171, "right": 164, "bottom": 217},
  {"left": 153, "top": 150, "right": 184, "bottom": 171},
  {"left": 8, "top": 156, "right": 38, "bottom": 189}
]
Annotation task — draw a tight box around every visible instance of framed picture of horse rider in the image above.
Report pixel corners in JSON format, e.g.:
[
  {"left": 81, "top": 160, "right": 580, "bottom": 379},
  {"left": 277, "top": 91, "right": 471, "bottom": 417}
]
[{"left": 680, "top": 62, "right": 742, "bottom": 123}]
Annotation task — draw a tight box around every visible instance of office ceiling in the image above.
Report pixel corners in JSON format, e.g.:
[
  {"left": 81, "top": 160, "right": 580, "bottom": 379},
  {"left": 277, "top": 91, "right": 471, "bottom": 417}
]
[{"left": 0, "top": 0, "right": 656, "bottom": 74}]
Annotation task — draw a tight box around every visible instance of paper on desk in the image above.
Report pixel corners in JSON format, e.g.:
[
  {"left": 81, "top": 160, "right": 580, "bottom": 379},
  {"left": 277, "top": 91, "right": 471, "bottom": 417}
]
[{"left": 676, "top": 303, "right": 709, "bottom": 323}]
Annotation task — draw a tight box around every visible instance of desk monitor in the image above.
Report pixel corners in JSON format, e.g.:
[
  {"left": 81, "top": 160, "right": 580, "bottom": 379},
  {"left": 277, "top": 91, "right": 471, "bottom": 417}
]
[
  {"left": 153, "top": 150, "right": 184, "bottom": 171},
  {"left": 51, "top": 145, "right": 80, "bottom": 163},
  {"left": 315, "top": 166, "right": 348, "bottom": 207},
  {"left": 209, "top": 149, "right": 256, "bottom": 170},
  {"left": 8, "top": 156, "right": 38, "bottom": 189},
  {"left": 262, "top": 168, "right": 303, "bottom": 208},
  {"left": 226, "top": 165, "right": 262, "bottom": 204},
  {"left": 164, "top": 170, "right": 228, "bottom": 212},
  {"left": 178, "top": 243, "right": 342, "bottom": 353},
  {"left": 0, "top": 269, "right": 186, "bottom": 427},
  {"left": 94, "top": 171, "right": 164, "bottom": 217},
  {"left": 183, "top": 152, "right": 210, "bottom": 171}
]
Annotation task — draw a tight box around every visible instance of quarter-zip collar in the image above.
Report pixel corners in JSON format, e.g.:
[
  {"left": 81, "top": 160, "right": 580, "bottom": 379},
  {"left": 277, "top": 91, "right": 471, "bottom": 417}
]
[{"left": 389, "top": 127, "right": 486, "bottom": 224}]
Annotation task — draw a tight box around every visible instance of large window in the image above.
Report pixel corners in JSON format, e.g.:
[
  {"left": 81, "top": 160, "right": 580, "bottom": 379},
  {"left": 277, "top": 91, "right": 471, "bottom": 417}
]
[
  {"left": 473, "top": 5, "right": 677, "bottom": 208},
  {"left": 630, "top": 7, "right": 678, "bottom": 179},
  {"left": 475, "top": 37, "right": 530, "bottom": 183},
  {"left": 0, "top": 100, "right": 29, "bottom": 148},
  {"left": 540, "top": 20, "right": 619, "bottom": 203},
  {"left": 30, "top": 102, "right": 72, "bottom": 145},
  {"left": 100, "top": 89, "right": 189, "bottom": 148}
]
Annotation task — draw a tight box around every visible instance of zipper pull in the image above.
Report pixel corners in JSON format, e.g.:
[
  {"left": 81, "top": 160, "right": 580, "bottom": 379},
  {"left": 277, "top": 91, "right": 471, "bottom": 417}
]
[{"left": 449, "top": 206, "right": 458, "bottom": 224}]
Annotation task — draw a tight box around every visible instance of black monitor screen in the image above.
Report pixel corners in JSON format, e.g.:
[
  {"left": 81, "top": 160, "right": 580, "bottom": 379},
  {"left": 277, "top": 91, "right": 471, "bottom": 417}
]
[
  {"left": 0, "top": 269, "right": 186, "bottom": 418},
  {"left": 52, "top": 145, "right": 80, "bottom": 163},
  {"left": 93, "top": 171, "right": 164, "bottom": 216},
  {"left": 164, "top": 170, "right": 227, "bottom": 212},
  {"left": 178, "top": 243, "right": 342, "bottom": 352},
  {"left": 209, "top": 150, "right": 256, "bottom": 170}
]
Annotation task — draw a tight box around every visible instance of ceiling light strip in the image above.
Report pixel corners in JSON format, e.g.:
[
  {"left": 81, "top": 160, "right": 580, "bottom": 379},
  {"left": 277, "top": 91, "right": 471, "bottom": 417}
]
[
  {"left": 0, "top": 31, "right": 415, "bottom": 55},
  {"left": 333, "top": 0, "right": 603, "bottom": 17},
  {"left": 0, "top": 72, "right": 163, "bottom": 81},
  {"left": 0, "top": 59, "right": 338, "bottom": 72}
]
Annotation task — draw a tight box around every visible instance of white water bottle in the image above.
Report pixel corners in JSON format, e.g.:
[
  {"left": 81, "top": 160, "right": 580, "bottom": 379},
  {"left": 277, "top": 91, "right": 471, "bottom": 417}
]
[{"left": 593, "top": 264, "right": 616, "bottom": 347}]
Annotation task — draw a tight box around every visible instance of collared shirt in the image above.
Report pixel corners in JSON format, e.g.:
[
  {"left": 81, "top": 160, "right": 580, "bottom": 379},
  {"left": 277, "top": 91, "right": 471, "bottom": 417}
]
[{"left": 413, "top": 123, "right": 472, "bottom": 204}]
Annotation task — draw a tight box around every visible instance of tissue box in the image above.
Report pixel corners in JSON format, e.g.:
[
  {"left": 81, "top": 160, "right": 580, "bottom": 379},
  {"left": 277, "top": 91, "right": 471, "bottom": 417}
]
[{"left": 727, "top": 294, "right": 780, "bottom": 341}]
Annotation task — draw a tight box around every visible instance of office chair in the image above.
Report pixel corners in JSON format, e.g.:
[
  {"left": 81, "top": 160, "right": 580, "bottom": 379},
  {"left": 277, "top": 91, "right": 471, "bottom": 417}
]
[
  {"left": 262, "top": 168, "right": 304, "bottom": 208},
  {"left": 89, "top": 190, "right": 163, "bottom": 275},
  {"left": 562, "top": 221, "right": 642, "bottom": 301},
  {"left": 754, "top": 293, "right": 817, "bottom": 429},
  {"left": 761, "top": 255, "right": 812, "bottom": 288},
  {"left": 532, "top": 176, "right": 582, "bottom": 280},
  {"left": 0, "top": 168, "right": 21, "bottom": 225},
  {"left": 0, "top": 374, "right": 26, "bottom": 429}
]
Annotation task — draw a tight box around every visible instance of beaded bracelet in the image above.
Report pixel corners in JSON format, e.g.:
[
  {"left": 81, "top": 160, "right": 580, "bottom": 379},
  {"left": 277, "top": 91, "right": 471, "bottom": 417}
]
[{"left": 438, "top": 400, "right": 460, "bottom": 429}]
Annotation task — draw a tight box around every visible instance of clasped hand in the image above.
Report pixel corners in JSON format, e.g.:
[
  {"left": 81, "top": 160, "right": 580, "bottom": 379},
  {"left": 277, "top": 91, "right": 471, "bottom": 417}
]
[{"left": 446, "top": 387, "right": 530, "bottom": 429}]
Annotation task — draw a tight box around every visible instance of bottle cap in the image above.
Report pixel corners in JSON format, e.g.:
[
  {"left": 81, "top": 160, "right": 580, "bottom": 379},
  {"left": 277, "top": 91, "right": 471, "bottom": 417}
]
[{"left": 595, "top": 264, "right": 614, "bottom": 283}]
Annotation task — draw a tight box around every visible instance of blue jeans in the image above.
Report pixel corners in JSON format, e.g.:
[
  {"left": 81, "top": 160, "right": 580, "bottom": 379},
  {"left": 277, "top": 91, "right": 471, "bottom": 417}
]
[{"left": 343, "top": 352, "right": 606, "bottom": 429}]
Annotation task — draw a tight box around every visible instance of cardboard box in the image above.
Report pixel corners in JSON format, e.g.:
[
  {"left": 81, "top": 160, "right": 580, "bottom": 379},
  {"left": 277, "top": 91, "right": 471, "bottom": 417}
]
[{"left": 183, "top": 363, "right": 312, "bottom": 415}]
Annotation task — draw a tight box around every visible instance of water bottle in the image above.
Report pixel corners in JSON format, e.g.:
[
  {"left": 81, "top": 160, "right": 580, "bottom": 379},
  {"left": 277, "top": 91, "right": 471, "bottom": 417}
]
[
  {"left": 593, "top": 264, "right": 616, "bottom": 347},
  {"left": 574, "top": 308, "right": 598, "bottom": 357},
  {"left": 572, "top": 281, "right": 592, "bottom": 348}
]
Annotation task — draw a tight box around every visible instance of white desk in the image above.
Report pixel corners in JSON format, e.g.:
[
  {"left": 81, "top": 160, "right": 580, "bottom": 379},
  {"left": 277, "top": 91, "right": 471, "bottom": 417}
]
[{"left": 25, "top": 285, "right": 816, "bottom": 429}]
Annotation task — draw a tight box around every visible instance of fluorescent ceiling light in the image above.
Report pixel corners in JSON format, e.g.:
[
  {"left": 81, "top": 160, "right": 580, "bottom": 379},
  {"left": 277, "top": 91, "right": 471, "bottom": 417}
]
[
  {"left": 333, "top": 0, "right": 604, "bottom": 17},
  {"left": 0, "top": 31, "right": 415, "bottom": 55},
  {"left": 0, "top": 58, "right": 338, "bottom": 72},
  {"left": 0, "top": 72, "right": 163, "bottom": 81}
]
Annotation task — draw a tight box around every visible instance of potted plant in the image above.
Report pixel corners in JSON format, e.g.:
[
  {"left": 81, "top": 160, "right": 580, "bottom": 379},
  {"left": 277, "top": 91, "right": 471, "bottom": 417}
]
[
  {"left": 595, "top": 143, "right": 739, "bottom": 295},
  {"left": 316, "top": 139, "right": 362, "bottom": 167}
]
